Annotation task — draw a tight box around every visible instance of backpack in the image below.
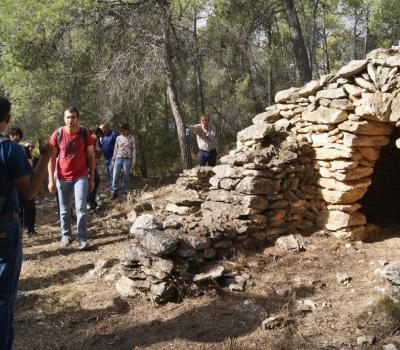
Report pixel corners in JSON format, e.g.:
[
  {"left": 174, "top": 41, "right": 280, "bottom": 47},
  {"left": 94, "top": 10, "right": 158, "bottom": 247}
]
[
  {"left": 0, "top": 136, "right": 12, "bottom": 211},
  {"left": 55, "top": 126, "right": 88, "bottom": 156}
]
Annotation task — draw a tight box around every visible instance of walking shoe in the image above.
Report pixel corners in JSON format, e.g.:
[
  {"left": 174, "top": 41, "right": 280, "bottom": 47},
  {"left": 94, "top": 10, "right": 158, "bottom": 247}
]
[
  {"left": 111, "top": 192, "right": 118, "bottom": 200},
  {"left": 77, "top": 240, "right": 90, "bottom": 250},
  {"left": 60, "top": 235, "right": 71, "bottom": 248}
]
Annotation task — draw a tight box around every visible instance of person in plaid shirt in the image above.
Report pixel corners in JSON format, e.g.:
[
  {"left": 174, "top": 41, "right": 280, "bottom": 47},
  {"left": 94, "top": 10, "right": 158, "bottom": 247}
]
[{"left": 111, "top": 123, "right": 136, "bottom": 199}]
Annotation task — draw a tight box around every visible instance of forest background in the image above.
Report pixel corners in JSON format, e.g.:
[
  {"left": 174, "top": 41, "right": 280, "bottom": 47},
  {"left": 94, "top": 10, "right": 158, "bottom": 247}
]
[{"left": 0, "top": 0, "right": 399, "bottom": 176}]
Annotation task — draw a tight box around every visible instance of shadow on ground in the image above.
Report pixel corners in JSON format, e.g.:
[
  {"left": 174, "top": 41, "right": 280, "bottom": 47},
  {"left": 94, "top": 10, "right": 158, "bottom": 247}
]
[{"left": 15, "top": 291, "right": 299, "bottom": 350}]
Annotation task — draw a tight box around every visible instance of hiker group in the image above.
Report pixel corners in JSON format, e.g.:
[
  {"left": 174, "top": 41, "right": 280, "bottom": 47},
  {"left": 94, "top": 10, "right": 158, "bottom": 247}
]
[
  {"left": 0, "top": 95, "right": 218, "bottom": 350},
  {"left": 0, "top": 99, "right": 138, "bottom": 350}
]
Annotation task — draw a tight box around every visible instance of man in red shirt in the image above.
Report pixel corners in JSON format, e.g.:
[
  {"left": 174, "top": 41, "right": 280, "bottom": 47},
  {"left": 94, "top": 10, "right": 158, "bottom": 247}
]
[{"left": 48, "top": 106, "right": 95, "bottom": 250}]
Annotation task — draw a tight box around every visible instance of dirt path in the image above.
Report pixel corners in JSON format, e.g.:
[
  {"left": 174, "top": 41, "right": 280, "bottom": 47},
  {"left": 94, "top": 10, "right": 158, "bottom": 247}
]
[{"left": 14, "top": 189, "right": 400, "bottom": 350}]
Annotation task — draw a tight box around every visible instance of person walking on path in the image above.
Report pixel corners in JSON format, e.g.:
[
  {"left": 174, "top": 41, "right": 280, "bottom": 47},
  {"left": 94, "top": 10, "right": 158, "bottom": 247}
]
[
  {"left": 99, "top": 122, "right": 118, "bottom": 190},
  {"left": 87, "top": 128, "right": 102, "bottom": 211},
  {"left": 48, "top": 106, "right": 95, "bottom": 250},
  {"left": 5, "top": 126, "right": 37, "bottom": 234},
  {"left": 187, "top": 114, "right": 217, "bottom": 166},
  {"left": 0, "top": 96, "right": 52, "bottom": 350},
  {"left": 111, "top": 123, "right": 136, "bottom": 199}
]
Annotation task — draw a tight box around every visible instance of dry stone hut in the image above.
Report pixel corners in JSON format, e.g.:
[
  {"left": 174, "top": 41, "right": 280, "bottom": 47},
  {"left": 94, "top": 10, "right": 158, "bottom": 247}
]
[
  {"left": 120, "top": 46, "right": 400, "bottom": 302},
  {"left": 203, "top": 45, "right": 400, "bottom": 240}
]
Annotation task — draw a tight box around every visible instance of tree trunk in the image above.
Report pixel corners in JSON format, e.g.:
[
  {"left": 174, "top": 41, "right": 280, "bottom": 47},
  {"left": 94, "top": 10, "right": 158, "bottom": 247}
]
[
  {"left": 321, "top": 3, "right": 330, "bottom": 73},
  {"left": 281, "top": 0, "right": 312, "bottom": 84},
  {"left": 310, "top": 0, "right": 319, "bottom": 77},
  {"left": 353, "top": 8, "right": 358, "bottom": 60},
  {"left": 266, "top": 24, "right": 274, "bottom": 105},
  {"left": 193, "top": 10, "right": 205, "bottom": 117},
  {"left": 160, "top": 1, "right": 192, "bottom": 170},
  {"left": 247, "top": 67, "right": 263, "bottom": 113},
  {"left": 136, "top": 133, "right": 148, "bottom": 178},
  {"left": 363, "top": 8, "right": 370, "bottom": 57}
]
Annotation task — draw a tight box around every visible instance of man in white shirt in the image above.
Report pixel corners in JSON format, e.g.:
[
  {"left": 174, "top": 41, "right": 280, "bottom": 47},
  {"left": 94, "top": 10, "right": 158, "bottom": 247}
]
[{"left": 187, "top": 115, "right": 217, "bottom": 166}]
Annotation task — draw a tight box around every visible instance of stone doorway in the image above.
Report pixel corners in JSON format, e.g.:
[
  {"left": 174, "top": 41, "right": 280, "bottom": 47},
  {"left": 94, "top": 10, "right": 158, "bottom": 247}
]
[{"left": 360, "top": 127, "right": 400, "bottom": 225}]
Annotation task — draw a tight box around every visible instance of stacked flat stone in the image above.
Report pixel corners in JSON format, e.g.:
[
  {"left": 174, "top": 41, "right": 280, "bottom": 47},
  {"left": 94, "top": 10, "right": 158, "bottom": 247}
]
[
  {"left": 117, "top": 46, "right": 400, "bottom": 302},
  {"left": 202, "top": 136, "right": 320, "bottom": 245},
  {"left": 119, "top": 214, "right": 178, "bottom": 303},
  {"left": 204, "top": 45, "right": 400, "bottom": 239}
]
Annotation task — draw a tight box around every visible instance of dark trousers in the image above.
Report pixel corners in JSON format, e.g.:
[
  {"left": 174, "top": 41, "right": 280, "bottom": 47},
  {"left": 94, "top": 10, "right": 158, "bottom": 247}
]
[
  {"left": 198, "top": 149, "right": 217, "bottom": 166},
  {"left": 88, "top": 167, "right": 100, "bottom": 209},
  {"left": 0, "top": 219, "right": 22, "bottom": 350},
  {"left": 21, "top": 198, "right": 35, "bottom": 232}
]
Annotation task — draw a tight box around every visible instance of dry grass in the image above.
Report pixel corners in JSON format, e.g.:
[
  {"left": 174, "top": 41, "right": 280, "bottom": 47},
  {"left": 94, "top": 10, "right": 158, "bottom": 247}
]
[{"left": 379, "top": 295, "right": 400, "bottom": 323}]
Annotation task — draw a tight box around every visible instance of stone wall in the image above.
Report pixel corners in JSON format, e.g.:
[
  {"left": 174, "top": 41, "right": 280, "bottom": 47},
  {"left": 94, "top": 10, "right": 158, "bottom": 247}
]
[
  {"left": 118, "top": 45, "right": 400, "bottom": 302},
  {"left": 205, "top": 45, "right": 400, "bottom": 239}
]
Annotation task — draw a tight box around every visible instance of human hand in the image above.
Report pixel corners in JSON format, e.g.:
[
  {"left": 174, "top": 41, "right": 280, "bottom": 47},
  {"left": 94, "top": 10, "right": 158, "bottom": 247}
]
[
  {"left": 88, "top": 179, "right": 95, "bottom": 192},
  {"left": 48, "top": 181, "right": 56, "bottom": 194}
]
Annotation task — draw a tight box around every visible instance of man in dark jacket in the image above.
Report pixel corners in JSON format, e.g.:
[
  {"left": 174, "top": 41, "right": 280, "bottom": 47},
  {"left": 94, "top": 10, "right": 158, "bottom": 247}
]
[
  {"left": 99, "top": 122, "right": 118, "bottom": 190},
  {"left": 0, "top": 96, "right": 52, "bottom": 350}
]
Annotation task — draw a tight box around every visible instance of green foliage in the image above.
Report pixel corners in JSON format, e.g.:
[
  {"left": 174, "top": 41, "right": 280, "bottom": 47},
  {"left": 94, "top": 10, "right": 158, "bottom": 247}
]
[{"left": 0, "top": 0, "right": 399, "bottom": 174}]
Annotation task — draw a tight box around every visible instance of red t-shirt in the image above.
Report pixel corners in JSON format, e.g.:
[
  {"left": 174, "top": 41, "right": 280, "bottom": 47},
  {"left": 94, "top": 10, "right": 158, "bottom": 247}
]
[{"left": 50, "top": 127, "right": 94, "bottom": 180}]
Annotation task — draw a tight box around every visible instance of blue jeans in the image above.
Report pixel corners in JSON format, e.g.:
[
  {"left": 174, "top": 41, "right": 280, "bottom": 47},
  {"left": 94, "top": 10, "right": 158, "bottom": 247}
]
[
  {"left": 112, "top": 158, "right": 132, "bottom": 194},
  {"left": 0, "top": 219, "right": 22, "bottom": 350},
  {"left": 56, "top": 177, "right": 88, "bottom": 241},
  {"left": 103, "top": 158, "right": 113, "bottom": 189}
]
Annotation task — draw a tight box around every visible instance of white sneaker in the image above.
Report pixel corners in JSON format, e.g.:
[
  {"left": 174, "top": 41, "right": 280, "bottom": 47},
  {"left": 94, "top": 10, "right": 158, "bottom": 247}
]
[
  {"left": 60, "top": 236, "right": 71, "bottom": 248},
  {"left": 77, "top": 240, "right": 90, "bottom": 250}
]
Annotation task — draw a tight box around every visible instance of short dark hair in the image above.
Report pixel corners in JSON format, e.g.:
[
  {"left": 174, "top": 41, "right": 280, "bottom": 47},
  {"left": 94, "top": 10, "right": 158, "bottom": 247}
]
[
  {"left": 6, "top": 126, "right": 23, "bottom": 140},
  {"left": 64, "top": 106, "right": 80, "bottom": 118},
  {"left": 94, "top": 127, "right": 103, "bottom": 136},
  {"left": 0, "top": 96, "right": 11, "bottom": 122},
  {"left": 119, "top": 123, "right": 129, "bottom": 131}
]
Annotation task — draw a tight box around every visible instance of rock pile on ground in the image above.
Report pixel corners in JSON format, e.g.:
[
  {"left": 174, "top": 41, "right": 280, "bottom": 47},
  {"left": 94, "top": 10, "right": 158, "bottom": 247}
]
[{"left": 118, "top": 214, "right": 178, "bottom": 303}]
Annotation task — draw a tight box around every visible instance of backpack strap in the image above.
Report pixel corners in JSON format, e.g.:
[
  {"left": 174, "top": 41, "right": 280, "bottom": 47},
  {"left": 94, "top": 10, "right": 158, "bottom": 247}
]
[
  {"left": 55, "top": 127, "right": 63, "bottom": 156},
  {"left": 0, "top": 137, "right": 12, "bottom": 212},
  {"left": 80, "top": 127, "right": 88, "bottom": 149},
  {"left": 56, "top": 127, "right": 88, "bottom": 155}
]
